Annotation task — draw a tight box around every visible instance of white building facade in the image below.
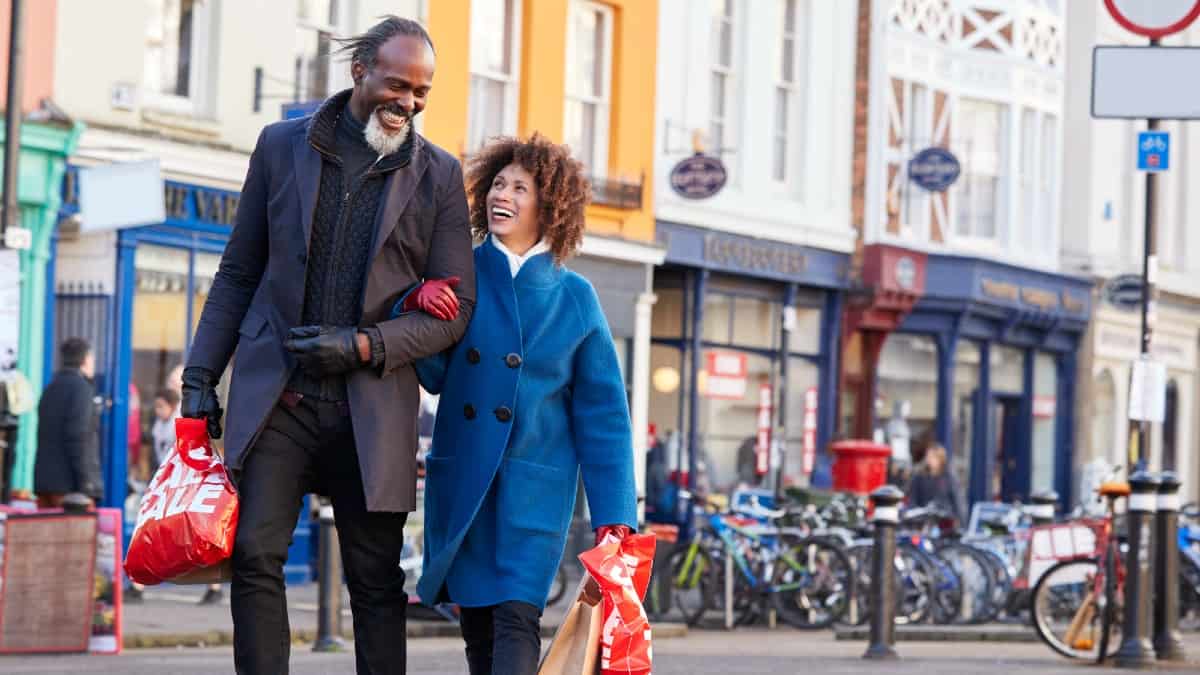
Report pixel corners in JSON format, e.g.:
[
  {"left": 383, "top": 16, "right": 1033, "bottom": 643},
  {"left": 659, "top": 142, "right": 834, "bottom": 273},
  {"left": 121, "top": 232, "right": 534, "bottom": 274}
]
[
  {"left": 1062, "top": 3, "right": 1200, "bottom": 500},
  {"left": 850, "top": 1, "right": 1094, "bottom": 509},
  {"left": 647, "top": 0, "right": 858, "bottom": 504}
]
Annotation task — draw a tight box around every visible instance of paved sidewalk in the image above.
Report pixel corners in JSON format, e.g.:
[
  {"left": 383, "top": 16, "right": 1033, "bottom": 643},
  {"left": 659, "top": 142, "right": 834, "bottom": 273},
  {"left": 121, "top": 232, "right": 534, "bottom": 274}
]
[{"left": 121, "top": 582, "right": 687, "bottom": 649}]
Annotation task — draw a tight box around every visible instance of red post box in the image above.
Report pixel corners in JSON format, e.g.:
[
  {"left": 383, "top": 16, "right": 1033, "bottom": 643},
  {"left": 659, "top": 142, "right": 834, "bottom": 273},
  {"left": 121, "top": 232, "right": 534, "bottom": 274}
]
[{"left": 831, "top": 440, "right": 892, "bottom": 495}]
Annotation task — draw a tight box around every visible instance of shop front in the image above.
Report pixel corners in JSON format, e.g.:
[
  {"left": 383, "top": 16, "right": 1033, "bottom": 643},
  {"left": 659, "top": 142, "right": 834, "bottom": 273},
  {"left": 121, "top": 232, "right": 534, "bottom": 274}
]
[
  {"left": 1083, "top": 298, "right": 1200, "bottom": 501},
  {"left": 646, "top": 222, "right": 848, "bottom": 516},
  {"left": 872, "top": 255, "right": 1091, "bottom": 507}
]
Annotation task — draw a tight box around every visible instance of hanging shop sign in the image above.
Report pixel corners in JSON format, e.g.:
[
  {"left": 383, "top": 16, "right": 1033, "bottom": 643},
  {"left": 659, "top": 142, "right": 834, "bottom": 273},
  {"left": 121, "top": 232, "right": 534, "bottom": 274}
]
[
  {"left": 670, "top": 154, "right": 727, "bottom": 199},
  {"left": 1102, "top": 273, "right": 1145, "bottom": 312},
  {"left": 907, "top": 147, "right": 961, "bottom": 192},
  {"left": 755, "top": 384, "right": 772, "bottom": 476},
  {"left": 802, "top": 387, "right": 819, "bottom": 475}
]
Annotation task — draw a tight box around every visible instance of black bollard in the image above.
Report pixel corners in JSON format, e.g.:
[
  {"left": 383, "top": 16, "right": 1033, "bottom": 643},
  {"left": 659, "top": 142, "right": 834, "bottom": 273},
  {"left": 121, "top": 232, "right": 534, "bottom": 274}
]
[
  {"left": 1115, "top": 471, "right": 1159, "bottom": 668},
  {"left": 1152, "top": 472, "right": 1186, "bottom": 661},
  {"left": 863, "top": 485, "right": 903, "bottom": 661},
  {"left": 1028, "top": 490, "right": 1058, "bottom": 527},
  {"left": 313, "top": 501, "right": 345, "bottom": 652}
]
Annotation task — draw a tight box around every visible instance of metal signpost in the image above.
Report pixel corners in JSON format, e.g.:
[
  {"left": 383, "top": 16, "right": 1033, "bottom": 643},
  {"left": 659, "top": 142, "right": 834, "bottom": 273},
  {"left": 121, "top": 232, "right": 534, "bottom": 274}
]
[{"left": 1093, "top": 2, "right": 1200, "bottom": 666}]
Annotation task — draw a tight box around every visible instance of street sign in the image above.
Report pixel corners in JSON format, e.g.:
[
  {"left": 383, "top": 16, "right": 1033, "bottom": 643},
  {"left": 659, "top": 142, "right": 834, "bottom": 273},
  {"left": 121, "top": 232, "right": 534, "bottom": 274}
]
[
  {"left": 1137, "top": 131, "right": 1170, "bottom": 171},
  {"left": 1104, "top": 0, "right": 1200, "bottom": 39},
  {"left": 1092, "top": 47, "right": 1200, "bottom": 119},
  {"left": 1128, "top": 355, "right": 1167, "bottom": 423},
  {"left": 907, "top": 147, "right": 961, "bottom": 192},
  {"left": 1103, "top": 273, "right": 1145, "bottom": 311},
  {"left": 670, "top": 154, "right": 727, "bottom": 199}
]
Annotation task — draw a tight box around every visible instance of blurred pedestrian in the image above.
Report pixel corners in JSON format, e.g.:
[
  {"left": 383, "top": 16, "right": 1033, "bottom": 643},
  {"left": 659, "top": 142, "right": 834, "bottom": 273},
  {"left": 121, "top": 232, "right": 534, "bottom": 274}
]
[
  {"left": 408, "top": 134, "right": 636, "bottom": 675},
  {"left": 909, "top": 442, "right": 963, "bottom": 524},
  {"left": 149, "top": 388, "right": 181, "bottom": 477},
  {"left": 34, "top": 338, "right": 102, "bottom": 507}
]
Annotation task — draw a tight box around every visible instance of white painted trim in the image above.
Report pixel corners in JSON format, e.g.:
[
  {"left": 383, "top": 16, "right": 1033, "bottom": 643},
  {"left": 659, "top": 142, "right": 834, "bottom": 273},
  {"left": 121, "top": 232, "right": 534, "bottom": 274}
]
[
  {"left": 564, "top": 0, "right": 614, "bottom": 177},
  {"left": 579, "top": 235, "right": 666, "bottom": 265},
  {"left": 1129, "top": 493, "right": 1157, "bottom": 512},
  {"left": 1158, "top": 493, "right": 1180, "bottom": 512},
  {"left": 71, "top": 127, "right": 250, "bottom": 191},
  {"left": 873, "top": 505, "right": 899, "bottom": 523}
]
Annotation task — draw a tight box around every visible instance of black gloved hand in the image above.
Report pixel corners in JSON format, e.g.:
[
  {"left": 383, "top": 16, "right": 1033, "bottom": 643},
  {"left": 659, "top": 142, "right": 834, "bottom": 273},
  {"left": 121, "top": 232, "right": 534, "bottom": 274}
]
[
  {"left": 284, "top": 326, "right": 365, "bottom": 377},
  {"left": 181, "top": 366, "right": 224, "bottom": 439}
]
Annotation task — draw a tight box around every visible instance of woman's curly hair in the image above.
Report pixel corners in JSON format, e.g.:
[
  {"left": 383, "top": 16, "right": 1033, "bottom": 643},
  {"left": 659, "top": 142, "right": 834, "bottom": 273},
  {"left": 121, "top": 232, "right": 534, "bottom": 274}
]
[{"left": 465, "top": 133, "right": 592, "bottom": 264}]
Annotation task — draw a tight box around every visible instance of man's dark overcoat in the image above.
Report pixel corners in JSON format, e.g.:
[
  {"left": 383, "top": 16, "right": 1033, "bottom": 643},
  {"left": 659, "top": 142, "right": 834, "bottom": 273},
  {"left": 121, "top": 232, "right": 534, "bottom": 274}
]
[{"left": 188, "top": 93, "right": 475, "bottom": 512}]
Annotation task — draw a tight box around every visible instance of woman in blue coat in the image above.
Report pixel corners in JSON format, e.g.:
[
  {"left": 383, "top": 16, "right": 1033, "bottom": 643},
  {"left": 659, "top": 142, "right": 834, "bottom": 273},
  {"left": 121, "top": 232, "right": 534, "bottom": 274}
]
[{"left": 401, "top": 134, "right": 637, "bottom": 674}]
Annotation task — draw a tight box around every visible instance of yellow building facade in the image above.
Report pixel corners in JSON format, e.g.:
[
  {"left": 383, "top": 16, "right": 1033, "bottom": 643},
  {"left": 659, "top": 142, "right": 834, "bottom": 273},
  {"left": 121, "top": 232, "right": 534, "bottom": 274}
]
[
  {"left": 424, "top": 0, "right": 664, "bottom": 518},
  {"left": 424, "top": 0, "right": 657, "bottom": 244}
]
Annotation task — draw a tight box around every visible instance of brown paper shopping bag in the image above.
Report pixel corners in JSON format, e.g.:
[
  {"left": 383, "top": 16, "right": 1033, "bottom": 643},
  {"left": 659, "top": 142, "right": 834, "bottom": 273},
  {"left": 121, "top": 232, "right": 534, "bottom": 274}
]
[{"left": 538, "top": 576, "right": 603, "bottom": 675}]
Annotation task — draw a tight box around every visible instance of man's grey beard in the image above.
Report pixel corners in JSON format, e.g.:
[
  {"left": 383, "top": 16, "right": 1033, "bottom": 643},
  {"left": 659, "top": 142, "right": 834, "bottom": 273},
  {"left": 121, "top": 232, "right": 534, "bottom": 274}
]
[{"left": 364, "top": 109, "right": 411, "bottom": 156}]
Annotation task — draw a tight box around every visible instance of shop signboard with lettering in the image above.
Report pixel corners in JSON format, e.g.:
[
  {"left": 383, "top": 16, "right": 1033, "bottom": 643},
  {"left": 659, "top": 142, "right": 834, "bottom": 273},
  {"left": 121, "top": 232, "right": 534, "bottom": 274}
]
[
  {"left": 755, "top": 384, "right": 772, "bottom": 476},
  {"left": 704, "top": 351, "right": 747, "bottom": 400}
]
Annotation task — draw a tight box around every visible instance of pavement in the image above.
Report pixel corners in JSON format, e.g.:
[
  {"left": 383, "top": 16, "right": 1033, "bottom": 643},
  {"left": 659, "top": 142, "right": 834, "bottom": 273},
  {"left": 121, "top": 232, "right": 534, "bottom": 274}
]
[
  {"left": 6, "top": 628, "right": 1200, "bottom": 674},
  {"left": 120, "top": 581, "right": 687, "bottom": 649}
]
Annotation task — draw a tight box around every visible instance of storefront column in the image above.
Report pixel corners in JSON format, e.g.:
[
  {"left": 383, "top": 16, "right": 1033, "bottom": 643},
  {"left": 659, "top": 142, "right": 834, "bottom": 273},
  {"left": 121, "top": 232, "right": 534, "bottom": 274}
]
[
  {"left": 105, "top": 233, "right": 137, "bottom": 511},
  {"left": 686, "top": 269, "right": 708, "bottom": 491},
  {"left": 935, "top": 332, "right": 958, "bottom": 455},
  {"left": 970, "top": 341, "right": 993, "bottom": 503},
  {"left": 8, "top": 121, "right": 84, "bottom": 494},
  {"left": 1055, "top": 350, "right": 1076, "bottom": 506},
  {"left": 631, "top": 288, "right": 656, "bottom": 522},
  {"left": 813, "top": 289, "right": 842, "bottom": 487}
]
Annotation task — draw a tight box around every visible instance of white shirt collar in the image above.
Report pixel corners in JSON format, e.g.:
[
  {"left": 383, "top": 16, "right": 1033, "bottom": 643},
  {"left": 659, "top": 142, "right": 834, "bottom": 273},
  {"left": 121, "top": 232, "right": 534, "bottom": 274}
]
[{"left": 491, "top": 236, "right": 550, "bottom": 278}]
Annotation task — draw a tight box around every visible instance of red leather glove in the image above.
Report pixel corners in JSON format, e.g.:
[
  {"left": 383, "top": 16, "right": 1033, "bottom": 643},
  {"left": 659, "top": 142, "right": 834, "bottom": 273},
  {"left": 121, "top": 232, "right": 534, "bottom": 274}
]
[
  {"left": 594, "top": 524, "right": 633, "bottom": 546},
  {"left": 402, "top": 276, "right": 461, "bottom": 321}
]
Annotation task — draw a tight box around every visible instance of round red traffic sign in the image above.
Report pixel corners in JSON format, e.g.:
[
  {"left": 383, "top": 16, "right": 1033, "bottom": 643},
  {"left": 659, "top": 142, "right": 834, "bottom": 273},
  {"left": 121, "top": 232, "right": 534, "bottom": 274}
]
[{"left": 1104, "top": 0, "right": 1200, "bottom": 39}]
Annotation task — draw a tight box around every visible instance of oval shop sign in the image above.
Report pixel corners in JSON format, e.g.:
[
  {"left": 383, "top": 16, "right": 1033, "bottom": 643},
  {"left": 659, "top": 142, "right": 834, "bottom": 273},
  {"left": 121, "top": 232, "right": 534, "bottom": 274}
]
[
  {"left": 670, "top": 154, "right": 728, "bottom": 199},
  {"left": 907, "top": 147, "right": 961, "bottom": 192}
]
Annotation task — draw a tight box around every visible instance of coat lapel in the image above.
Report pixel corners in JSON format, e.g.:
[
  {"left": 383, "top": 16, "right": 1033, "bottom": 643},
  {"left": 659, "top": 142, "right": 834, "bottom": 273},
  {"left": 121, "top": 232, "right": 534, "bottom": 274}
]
[
  {"left": 370, "top": 135, "right": 429, "bottom": 263},
  {"left": 292, "top": 128, "right": 322, "bottom": 253},
  {"left": 481, "top": 237, "right": 524, "bottom": 345}
]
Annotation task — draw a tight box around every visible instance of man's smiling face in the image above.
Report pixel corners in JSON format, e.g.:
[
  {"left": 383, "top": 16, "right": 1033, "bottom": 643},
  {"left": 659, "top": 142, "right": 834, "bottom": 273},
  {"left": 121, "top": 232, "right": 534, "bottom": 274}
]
[{"left": 350, "top": 33, "right": 435, "bottom": 154}]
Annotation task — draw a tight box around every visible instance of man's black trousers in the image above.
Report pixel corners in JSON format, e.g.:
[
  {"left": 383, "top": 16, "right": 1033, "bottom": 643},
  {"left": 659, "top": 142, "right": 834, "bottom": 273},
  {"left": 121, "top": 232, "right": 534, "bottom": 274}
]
[{"left": 231, "top": 394, "right": 408, "bottom": 675}]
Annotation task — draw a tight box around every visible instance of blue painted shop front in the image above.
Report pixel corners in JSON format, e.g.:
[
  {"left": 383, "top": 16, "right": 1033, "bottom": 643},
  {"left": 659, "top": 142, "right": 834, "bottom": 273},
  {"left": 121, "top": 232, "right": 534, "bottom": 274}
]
[
  {"left": 53, "top": 168, "right": 315, "bottom": 583},
  {"left": 886, "top": 254, "right": 1091, "bottom": 507},
  {"left": 648, "top": 221, "right": 848, "bottom": 526}
]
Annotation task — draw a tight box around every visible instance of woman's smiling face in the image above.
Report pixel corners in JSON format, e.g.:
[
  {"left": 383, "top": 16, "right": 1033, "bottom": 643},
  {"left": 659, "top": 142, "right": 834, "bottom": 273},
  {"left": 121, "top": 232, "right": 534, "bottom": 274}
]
[{"left": 485, "top": 163, "right": 540, "bottom": 243}]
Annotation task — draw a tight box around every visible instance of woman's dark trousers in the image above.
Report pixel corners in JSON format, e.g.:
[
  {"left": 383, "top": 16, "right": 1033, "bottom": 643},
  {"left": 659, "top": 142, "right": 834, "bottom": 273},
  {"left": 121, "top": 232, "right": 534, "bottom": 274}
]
[{"left": 460, "top": 601, "right": 543, "bottom": 675}]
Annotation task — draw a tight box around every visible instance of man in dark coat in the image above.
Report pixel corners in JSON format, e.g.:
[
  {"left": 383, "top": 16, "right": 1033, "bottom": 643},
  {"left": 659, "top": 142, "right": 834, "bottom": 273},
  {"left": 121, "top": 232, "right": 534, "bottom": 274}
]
[
  {"left": 181, "top": 16, "right": 475, "bottom": 675},
  {"left": 34, "top": 337, "right": 102, "bottom": 507}
]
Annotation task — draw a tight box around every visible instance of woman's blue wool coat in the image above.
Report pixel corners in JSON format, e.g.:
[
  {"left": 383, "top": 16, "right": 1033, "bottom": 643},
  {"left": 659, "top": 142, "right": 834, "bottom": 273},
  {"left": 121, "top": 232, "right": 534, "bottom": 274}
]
[{"left": 409, "top": 237, "right": 637, "bottom": 609}]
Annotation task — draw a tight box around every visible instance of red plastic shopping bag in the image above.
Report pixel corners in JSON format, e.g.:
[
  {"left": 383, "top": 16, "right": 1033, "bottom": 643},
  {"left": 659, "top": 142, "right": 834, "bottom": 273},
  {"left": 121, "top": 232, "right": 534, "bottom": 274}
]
[
  {"left": 123, "top": 417, "right": 239, "bottom": 585},
  {"left": 578, "top": 532, "right": 656, "bottom": 675}
]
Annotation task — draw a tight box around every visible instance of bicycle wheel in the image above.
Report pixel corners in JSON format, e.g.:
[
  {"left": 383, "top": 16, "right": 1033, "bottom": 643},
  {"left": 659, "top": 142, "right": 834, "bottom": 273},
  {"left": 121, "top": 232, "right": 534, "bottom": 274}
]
[
  {"left": 1097, "top": 540, "right": 1122, "bottom": 663},
  {"left": 771, "top": 537, "right": 854, "bottom": 629},
  {"left": 667, "top": 544, "right": 716, "bottom": 626},
  {"left": 973, "top": 545, "right": 1014, "bottom": 623},
  {"left": 1031, "top": 558, "right": 1110, "bottom": 660},
  {"left": 709, "top": 548, "right": 758, "bottom": 626},
  {"left": 839, "top": 542, "right": 873, "bottom": 626},
  {"left": 896, "top": 544, "right": 942, "bottom": 624},
  {"left": 935, "top": 543, "right": 996, "bottom": 624}
]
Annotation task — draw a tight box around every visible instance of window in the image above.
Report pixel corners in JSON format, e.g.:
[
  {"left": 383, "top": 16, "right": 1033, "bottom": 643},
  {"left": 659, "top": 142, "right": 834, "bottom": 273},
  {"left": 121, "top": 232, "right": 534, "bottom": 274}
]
[
  {"left": 1018, "top": 109, "right": 1037, "bottom": 238},
  {"left": 772, "top": 0, "right": 802, "bottom": 183},
  {"left": 144, "top": 0, "right": 212, "bottom": 113},
  {"left": 564, "top": 1, "right": 613, "bottom": 173},
  {"left": 1039, "top": 114, "right": 1058, "bottom": 234},
  {"left": 903, "top": 83, "right": 931, "bottom": 234},
  {"left": 955, "top": 98, "right": 1006, "bottom": 240},
  {"left": 710, "top": 0, "right": 736, "bottom": 156},
  {"left": 468, "top": 0, "right": 521, "bottom": 153},
  {"left": 295, "top": 0, "right": 338, "bottom": 103}
]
